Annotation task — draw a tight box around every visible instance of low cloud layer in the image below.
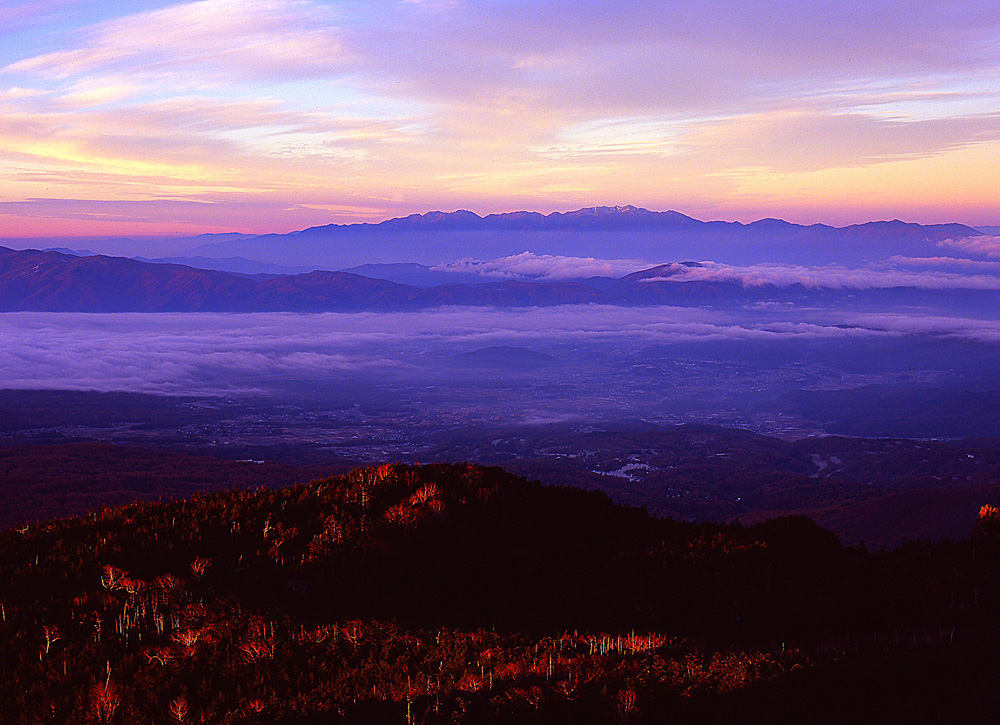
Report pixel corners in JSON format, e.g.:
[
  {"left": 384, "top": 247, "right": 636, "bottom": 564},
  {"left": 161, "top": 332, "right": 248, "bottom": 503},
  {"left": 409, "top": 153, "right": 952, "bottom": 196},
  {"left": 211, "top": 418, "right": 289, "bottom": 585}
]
[
  {"left": 0, "top": 312, "right": 400, "bottom": 395},
  {"left": 3, "top": 306, "right": 1000, "bottom": 396},
  {"left": 641, "top": 260, "right": 1000, "bottom": 290},
  {"left": 938, "top": 236, "right": 1000, "bottom": 258},
  {"left": 420, "top": 252, "right": 1000, "bottom": 289},
  {"left": 886, "top": 256, "right": 1000, "bottom": 271},
  {"left": 427, "top": 252, "right": 1000, "bottom": 289},
  {"left": 433, "top": 252, "right": 648, "bottom": 280}
]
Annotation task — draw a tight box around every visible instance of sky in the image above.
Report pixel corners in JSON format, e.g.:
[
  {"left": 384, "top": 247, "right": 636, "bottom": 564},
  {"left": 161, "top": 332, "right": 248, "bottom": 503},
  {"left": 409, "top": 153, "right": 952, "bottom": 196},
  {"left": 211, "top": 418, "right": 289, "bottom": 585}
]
[{"left": 1, "top": 0, "right": 999, "bottom": 239}]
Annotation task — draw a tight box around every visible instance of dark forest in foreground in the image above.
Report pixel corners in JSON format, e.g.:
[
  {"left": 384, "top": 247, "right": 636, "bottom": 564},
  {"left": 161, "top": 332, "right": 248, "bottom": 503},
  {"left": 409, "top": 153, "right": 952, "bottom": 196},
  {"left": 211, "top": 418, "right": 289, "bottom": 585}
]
[{"left": 3, "top": 463, "right": 1000, "bottom": 723}]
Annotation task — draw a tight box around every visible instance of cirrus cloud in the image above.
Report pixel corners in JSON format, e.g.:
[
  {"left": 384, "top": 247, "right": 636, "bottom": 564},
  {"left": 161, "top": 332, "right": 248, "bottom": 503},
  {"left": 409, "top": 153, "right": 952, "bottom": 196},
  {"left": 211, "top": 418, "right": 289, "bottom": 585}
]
[{"left": 6, "top": 0, "right": 350, "bottom": 83}]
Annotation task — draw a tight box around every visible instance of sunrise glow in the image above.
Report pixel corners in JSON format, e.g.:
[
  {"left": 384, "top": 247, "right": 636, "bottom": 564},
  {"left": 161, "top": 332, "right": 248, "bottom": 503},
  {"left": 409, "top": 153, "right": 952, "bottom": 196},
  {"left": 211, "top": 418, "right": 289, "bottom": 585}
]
[{"left": 1, "top": 0, "right": 997, "bottom": 238}]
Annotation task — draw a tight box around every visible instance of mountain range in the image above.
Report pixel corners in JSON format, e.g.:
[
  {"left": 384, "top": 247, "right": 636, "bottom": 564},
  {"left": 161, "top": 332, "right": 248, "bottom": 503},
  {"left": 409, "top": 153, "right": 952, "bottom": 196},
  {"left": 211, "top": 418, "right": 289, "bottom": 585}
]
[
  {"left": 5, "top": 245, "right": 1000, "bottom": 313},
  {"left": 180, "top": 206, "right": 983, "bottom": 269},
  {"left": 3, "top": 206, "right": 995, "bottom": 311},
  {"left": 0, "top": 246, "right": 600, "bottom": 312}
]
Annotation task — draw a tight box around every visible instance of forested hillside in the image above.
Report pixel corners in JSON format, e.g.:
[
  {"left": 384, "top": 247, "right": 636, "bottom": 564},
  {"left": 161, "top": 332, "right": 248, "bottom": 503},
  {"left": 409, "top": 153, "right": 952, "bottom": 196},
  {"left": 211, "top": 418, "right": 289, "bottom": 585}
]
[{"left": 2, "top": 463, "right": 1000, "bottom": 723}]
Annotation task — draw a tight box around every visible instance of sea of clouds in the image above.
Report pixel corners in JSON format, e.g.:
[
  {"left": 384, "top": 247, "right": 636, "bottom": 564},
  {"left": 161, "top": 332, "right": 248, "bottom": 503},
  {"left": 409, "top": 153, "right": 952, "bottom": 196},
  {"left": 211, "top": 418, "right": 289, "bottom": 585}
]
[
  {"left": 432, "top": 248, "right": 1000, "bottom": 289},
  {"left": 4, "top": 305, "right": 1000, "bottom": 395}
]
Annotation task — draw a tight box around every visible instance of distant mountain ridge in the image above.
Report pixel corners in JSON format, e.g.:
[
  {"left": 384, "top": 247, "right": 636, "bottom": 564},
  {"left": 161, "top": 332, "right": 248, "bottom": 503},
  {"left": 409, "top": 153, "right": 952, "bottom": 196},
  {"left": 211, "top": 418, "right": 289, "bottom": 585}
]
[
  {"left": 0, "top": 246, "right": 604, "bottom": 312},
  {"left": 184, "top": 206, "right": 984, "bottom": 270},
  {"left": 304, "top": 205, "right": 705, "bottom": 232},
  {"left": 4, "top": 245, "right": 1000, "bottom": 313},
  {"left": 242, "top": 205, "right": 980, "bottom": 236}
]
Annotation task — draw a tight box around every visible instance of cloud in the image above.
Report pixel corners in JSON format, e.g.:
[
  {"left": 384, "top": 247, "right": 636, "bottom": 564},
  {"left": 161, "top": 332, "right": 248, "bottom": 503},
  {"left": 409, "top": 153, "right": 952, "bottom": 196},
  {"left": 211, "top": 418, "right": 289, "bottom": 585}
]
[
  {"left": 937, "top": 236, "right": 1000, "bottom": 257},
  {"left": 432, "top": 252, "right": 1000, "bottom": 287},
  {"left": 433, "top": 252, "right": 647, "bottom": 280},
  {"left": 5, "top": 306, "right": 1000, "bottom": 396},
  {"left": 0, "top": 1, "right": 83, "bottom": 35},
  {"left": 886, "top": 255, "right": 1000, "bottom": 271},
  {"left": 401, "top": 0, "right": 461, "bottom": 10},
  {"left": 12, "top": 1, "right": 1000, "bottom": 114},
  {"left": 5, "top": 0, "right": 349, "bottom": 83},
  {"left": 352, "top": 1, "right": 1000, "bottom": 117},
  {"left": 640, "top": 260, "right": 1000, "bottom": 290},
  {"left": 822, "top": 311, "right": 1000, "bottom": 343},
  {"left": 676, "top": 110, "right": 1000, "bottom": 174},
  {"left": 0, "top": 312, "right": 405, "bottom": 394}
]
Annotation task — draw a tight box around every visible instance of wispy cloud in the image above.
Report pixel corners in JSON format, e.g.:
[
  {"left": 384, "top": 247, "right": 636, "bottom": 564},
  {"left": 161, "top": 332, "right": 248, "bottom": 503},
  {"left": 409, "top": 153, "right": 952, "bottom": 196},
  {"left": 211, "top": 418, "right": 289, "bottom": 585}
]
[{"left": 6, "top": 0, "right": 348, "bottom": 82}]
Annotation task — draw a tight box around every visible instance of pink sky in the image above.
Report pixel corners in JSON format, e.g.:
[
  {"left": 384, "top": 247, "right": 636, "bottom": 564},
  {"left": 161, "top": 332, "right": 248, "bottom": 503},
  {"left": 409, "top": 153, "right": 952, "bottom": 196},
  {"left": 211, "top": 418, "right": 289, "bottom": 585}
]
[{"left": 1, "top": 0, "right": 999, "bottom": 240}]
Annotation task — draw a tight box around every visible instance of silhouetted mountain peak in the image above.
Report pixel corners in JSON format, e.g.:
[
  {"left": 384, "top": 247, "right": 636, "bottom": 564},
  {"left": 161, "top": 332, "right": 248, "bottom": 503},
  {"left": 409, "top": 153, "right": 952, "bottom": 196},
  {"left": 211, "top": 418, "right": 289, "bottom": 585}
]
[
  {"left": 549, "top": 206, "right": 701, "bottom": 230},
  {"left": 748, "top": 217, "right": 797, "bottom": 229},
  {"left": 621, "top": 261, "right": 706, "bottom": 282},
  {"left": 843, "top": 219, "right": 981, "bottom": 240},
  {"left": 567, "top": 204, "right": 641, "bottom": 216}
]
